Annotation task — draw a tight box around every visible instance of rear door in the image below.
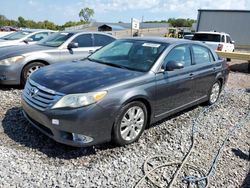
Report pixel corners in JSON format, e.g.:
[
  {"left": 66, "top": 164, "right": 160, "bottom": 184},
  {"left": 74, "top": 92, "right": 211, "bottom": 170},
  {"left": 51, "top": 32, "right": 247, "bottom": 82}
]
[
  {"left": 93, "top": 34, "right": 115, "bottom": 48},
  {"left": 155, "top": 44, "right": 195, "bottom": 116},
  {"left": 190, "top": 44, "right": 217, "bottom": 99}
]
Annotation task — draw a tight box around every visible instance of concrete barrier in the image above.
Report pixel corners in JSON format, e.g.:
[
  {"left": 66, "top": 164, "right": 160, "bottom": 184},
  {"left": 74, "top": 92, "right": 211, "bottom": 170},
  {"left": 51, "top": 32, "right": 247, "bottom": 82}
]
[{"left": 216, "top": 51, "right": 250, "bottom": 71}]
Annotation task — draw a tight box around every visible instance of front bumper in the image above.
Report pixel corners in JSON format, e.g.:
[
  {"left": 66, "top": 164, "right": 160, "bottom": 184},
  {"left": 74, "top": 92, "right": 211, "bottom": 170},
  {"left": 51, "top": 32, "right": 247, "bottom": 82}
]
[
  {"left": 0, "top": 64, "right": 22, "bottom": 85},
  {"left": 22, "top": 98, "right": 114, "bottom": 147}
]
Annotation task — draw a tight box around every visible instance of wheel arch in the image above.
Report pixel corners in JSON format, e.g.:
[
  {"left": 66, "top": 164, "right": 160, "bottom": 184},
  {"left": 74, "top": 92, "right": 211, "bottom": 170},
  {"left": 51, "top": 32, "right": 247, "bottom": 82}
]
[
  {"left": 121, "top": 95, "right": 153, "bottom": 126},
  {"left": 20, "top": 60, "right": 50, "bottom": 84}
]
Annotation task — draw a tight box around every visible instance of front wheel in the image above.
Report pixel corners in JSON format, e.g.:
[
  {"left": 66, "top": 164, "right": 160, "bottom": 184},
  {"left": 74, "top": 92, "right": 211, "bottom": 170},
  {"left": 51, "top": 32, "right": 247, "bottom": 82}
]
[
  {"left": 21, "top": 62, "right": 45, "bottom": 84},
  {"left": 207, "top": 81, "right": 221, "bottom": 105},
  {"left": 112, "top": 101, "right": 148, "bottom": 146}
]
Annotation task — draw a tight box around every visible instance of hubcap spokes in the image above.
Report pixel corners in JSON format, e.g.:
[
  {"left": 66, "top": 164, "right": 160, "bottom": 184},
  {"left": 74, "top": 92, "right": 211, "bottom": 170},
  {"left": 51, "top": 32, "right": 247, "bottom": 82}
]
[
  {"left": 120, "top": 106, "right": 145, "bottom": 141},
  {"left": 27, "top": 65, "right": 41, "bottom": 78},
  {"left": 210, "top": 83, "right": 220, "bottom": 103}
]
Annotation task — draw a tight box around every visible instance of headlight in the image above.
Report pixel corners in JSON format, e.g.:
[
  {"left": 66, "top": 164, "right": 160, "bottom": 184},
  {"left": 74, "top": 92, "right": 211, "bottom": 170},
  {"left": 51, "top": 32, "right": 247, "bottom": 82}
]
[
  {"left": 52, "top": 91, "right": 107, "bottom": 109},
  {"left": 0, "top": 55, "right": 24, "bottom": 65}
]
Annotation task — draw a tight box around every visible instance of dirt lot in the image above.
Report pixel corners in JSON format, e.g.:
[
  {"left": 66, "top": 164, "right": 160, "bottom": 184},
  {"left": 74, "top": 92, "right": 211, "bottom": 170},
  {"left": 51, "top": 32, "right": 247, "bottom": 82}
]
[{"left": 0, "top": 61, "right": 249, "bottom": 187}]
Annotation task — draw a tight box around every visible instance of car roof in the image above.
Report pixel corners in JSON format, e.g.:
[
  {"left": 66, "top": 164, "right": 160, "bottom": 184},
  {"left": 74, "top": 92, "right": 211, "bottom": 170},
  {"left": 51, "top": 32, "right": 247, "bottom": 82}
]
[
  {"left": 59, "top": 31, "right": 116, "bottom": 38},
  {"left": 195, "top": 31, "right": 230, "bottom": 35},
  {"left": 19, "top": 29, "right": 55, "bottom": 33},
  {"left": 119, "top": 36, "right": 199, "bottom": 45}
]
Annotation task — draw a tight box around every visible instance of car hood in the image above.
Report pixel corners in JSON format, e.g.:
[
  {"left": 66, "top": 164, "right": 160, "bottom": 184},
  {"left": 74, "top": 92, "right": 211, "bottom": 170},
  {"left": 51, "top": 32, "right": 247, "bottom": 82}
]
[
  {"left": 30, "top": 60, "right": 144, "bottom": 94},
  {"left": 0, "top": 44, "right": 53, "bottom": 60},
  {"left": 0, "top": 39, "right": 22, "bottom": 46}
]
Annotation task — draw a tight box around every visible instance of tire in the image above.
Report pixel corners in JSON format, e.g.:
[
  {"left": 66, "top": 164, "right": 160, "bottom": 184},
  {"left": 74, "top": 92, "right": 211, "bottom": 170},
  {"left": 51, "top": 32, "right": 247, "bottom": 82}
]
[
  {"left": 207, "top": 81, "right": 222, "bottom": 105},
  {"left": 112, "top": 101, "right": 148, "bottom": 146},
  {"left": 21, "top": 62, "right": 45, "bottom": 85}
]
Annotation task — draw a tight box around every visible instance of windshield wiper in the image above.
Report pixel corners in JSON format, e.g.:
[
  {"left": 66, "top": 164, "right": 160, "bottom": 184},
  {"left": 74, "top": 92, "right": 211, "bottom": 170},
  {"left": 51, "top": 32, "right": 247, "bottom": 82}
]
[{"left": 87, "top": 58, "right": 130, "bottom": 70}]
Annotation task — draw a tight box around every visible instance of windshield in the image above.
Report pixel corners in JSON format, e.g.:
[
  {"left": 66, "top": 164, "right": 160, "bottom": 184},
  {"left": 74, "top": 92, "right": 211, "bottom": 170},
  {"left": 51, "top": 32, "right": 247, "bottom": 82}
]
[
  {"left": 88, "top": 40, "right": 168, "bottom": 72},
  {"left": 192, "top": 33, "right": 221, "bottom": 42},
  {"left": 1, "top": 31, "right": 32, "bottom": 40},
  {"left": 38, "top": 32, "right": 74, "bottom": 47}
]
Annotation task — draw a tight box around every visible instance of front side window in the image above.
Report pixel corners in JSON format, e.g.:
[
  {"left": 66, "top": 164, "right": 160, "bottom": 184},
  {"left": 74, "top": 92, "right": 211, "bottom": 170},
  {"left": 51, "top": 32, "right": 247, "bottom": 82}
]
[
  {"left": 88, "top": 40, "right": 168, "bottom": 72},
  {"left": 192, "top": 45, "right": 211, "bottom": 64},
  {"left": 163, "top": 45, "right": 191, "bottom": 68},
  {"left": 93, "top": 34, "right": 115, "bottom": 46},
  {"left": 38, "top": 32, "right": 74, "bottom": 47},
  {"left": 221, "top": 35, "right": 225, "bottom": 43},
  {"left": 72, "top": 34, "right": 92, "bottom": 47},
  {"left": 30, "top": 32, "right": 49, "bottom": 41},
  {"left": 226, "top": 36, "right": 232, "bottom": 43}
]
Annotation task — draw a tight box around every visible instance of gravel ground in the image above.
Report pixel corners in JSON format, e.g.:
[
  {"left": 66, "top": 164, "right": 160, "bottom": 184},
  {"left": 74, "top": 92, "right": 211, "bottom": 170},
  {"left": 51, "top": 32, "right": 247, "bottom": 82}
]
[{"left": 0, "top": 71, "right": 249, "bottom": 188}]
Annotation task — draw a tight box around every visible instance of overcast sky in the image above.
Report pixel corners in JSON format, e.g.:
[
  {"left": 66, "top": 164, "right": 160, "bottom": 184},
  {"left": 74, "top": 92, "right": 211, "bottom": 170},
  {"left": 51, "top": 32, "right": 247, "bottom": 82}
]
[{"left": 0, "top": 0, "right": 249, "bottom": 24}]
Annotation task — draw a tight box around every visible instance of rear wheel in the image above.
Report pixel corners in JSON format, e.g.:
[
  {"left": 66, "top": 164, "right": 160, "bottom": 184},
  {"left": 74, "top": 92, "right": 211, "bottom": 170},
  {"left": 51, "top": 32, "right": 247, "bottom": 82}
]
[
  {"left": 207, "top": 81, "right": 221, "bottom": 105},
  {"left": 112, "top": 101, "right": 148, "bottom": 146},
  {"left": 21, "top": 62, "right": 45, "bottom": 84}
]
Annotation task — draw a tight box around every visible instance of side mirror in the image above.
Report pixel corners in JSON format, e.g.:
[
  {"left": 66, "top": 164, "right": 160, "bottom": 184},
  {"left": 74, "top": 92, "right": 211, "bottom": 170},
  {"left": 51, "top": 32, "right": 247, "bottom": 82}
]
[
  {"left": 67, "top": 42, "right": 79, "bottom": 49},
  {"left": 23, "top": 38, "right": 33, "bottom": 44},
  {"left": 231, "top": 40, "right": 235, "bottom": 44},
  {"left": 164, "top": 60, "right": 184, "bottom": 71}
]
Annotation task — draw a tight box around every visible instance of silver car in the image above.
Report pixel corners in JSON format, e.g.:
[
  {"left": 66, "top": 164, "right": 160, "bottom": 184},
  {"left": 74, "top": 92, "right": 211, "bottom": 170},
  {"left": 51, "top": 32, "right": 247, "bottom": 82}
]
[
  {"left": 0, "top": 31, "right": 116, "bottom": 85},
  {"left": 0, "top": 29, "right": 55, "bottom": 47}
]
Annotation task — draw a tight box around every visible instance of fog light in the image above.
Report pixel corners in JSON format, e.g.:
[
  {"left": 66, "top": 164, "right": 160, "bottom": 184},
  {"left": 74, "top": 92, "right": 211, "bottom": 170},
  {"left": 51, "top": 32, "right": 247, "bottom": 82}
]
[
  {"left": 72, "top": 133, "right": 93, "bottom": 143},
  {"left": 0, "top": 75, "right": 7, "bottom": 81}
]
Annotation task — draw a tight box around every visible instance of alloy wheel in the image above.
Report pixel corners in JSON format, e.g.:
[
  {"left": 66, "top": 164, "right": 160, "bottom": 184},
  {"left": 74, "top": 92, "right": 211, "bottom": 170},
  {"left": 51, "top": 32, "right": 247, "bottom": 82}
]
[{"left": 120, "top": 106, "right": 145, "bottom": 141}]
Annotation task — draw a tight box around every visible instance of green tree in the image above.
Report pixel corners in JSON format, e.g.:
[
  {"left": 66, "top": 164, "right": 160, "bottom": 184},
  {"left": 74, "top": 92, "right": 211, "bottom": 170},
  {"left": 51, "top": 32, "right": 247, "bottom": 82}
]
[
  {"left": 18, "top": 16, "right": 26, "bottom": 27},
  {"left": 79, "top": 7, "right": 94, "bottom": 23},
  {"left": 167, "top": 18, "right": 196, "bottom": 27}
]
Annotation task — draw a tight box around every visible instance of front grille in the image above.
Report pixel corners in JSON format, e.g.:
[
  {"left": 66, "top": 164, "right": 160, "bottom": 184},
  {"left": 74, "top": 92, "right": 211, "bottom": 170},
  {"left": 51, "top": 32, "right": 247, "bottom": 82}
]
[{"left": 23, "top": 79, "right": 63, "bottom": 111}]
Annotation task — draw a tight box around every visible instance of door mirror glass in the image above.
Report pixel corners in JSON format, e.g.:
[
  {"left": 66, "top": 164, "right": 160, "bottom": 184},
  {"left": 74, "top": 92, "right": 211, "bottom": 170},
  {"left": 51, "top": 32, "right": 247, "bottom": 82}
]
[
  {"left": 67, "top": 42, "right": 79, "bottom": 49},
  {"left": 164, "top": 60, "right": 184, "bottom": 71}
]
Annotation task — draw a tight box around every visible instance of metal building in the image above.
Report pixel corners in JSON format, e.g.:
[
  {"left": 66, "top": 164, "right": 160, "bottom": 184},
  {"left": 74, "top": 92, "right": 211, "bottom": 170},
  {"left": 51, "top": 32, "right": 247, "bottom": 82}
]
[{"left": 196, "top": 9, "right": 250, "bottom": 47}]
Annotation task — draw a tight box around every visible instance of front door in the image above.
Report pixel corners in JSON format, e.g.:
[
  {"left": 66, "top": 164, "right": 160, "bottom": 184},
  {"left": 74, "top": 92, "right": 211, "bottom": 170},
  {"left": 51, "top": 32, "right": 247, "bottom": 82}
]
[
  {"left": 60, "top": 34, "right": 96, "bottom": 62},
  {"left": 155, "top": 44, "right": 195, "bottom": 117}
]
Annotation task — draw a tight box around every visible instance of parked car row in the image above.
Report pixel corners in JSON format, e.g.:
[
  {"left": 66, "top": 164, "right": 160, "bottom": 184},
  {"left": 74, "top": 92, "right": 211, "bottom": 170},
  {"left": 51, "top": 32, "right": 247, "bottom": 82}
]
[
  {"left": 0, "top": 29, "right": 56, "bottom": 47},
  {"left": 0, "top": 30, "right": 229, "bottom": 147},
  {"left": 0, "top": 31, "right": 116, "bottom": 84}
]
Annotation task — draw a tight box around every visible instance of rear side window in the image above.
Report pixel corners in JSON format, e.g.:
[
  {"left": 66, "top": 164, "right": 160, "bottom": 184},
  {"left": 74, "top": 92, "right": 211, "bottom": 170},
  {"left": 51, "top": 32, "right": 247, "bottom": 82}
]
[
  {"left": 72, "top": 34, "right": 93, "bottom": 47},
  {"left": 192, "top": 45, "right": 211, "bottom": 64},
  {"left": 164, "top": 45, "right": 191, "bottom": 68},
  {"left": 193, "top": 34, "right": 220, "bottom": 42},
  {"left": 93, "top": 34, "right": 115, "bottom": 46}
]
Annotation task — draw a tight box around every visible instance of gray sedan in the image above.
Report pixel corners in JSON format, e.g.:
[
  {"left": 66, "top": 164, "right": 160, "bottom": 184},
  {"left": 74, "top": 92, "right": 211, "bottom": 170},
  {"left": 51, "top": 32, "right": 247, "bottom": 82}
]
[{"left": 0, "top": 31, "right": 116, "bottom": 85}]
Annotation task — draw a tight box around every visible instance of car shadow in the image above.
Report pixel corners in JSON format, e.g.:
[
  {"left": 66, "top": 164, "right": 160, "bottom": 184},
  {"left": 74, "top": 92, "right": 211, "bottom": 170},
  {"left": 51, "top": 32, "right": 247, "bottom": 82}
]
[
  {"left": 230, "top": 61, "right": 250, "bottom": 74},
  {"left": 2, "top": 103, "right": 199, "bottom": 159},
  {"left": 1, "top": 106, "right": 117, "bottom": 159},
  {"left": 147, "top": 104, "right": 199, "bottom": 129},
  {"left": 0, "top": 84, "right": 23, "bottom": 91},
  {"left": 231, "top": 148, "right": 250, "bottom": 187}
]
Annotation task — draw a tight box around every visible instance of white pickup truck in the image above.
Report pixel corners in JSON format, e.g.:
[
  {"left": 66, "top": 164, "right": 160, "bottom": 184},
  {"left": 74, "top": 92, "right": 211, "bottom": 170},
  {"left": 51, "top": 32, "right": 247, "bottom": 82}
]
[{"left": 192, "top": 31, "right": 235, "bottom": 52}]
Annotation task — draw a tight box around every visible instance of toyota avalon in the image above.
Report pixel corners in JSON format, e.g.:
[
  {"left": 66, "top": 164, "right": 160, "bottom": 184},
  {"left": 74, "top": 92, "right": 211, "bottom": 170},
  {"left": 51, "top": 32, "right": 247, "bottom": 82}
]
[{"left": 22, "top": 37, "right": 229, "bottom": 147}]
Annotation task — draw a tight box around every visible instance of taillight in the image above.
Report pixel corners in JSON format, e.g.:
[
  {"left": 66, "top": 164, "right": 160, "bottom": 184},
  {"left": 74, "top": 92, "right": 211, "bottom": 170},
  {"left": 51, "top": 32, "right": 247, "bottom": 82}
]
[{"left": 217, "top": 44, "right": 223, "bottom": 51}]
